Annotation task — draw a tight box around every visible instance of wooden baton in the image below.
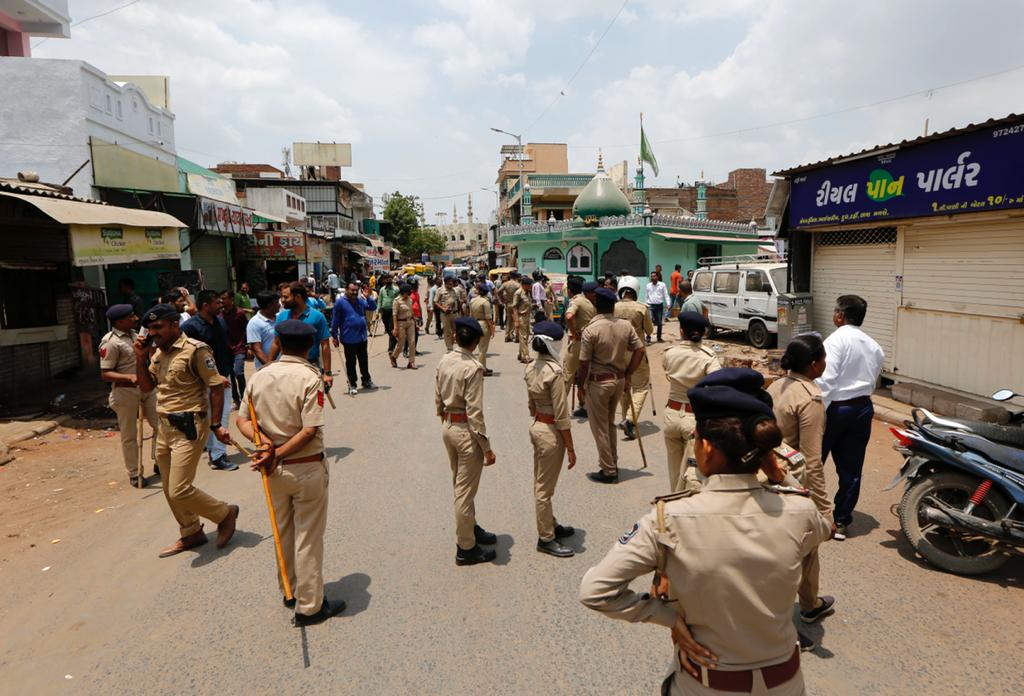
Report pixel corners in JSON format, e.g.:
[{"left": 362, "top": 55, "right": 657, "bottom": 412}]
[
  {"left": 136, "top": 405, "right": 145, "bottom": 488},
  {"left": 628, "top": 396, "right": 648, "bottom": 469},
  {"left": 248, "top": 399, "right": 293, "bottom": 601}
]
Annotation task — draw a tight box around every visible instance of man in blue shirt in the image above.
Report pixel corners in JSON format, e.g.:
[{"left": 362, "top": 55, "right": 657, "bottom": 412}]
[
  {"left": 270, "top": 282, "right": 333, "bottom": 391},
  {"left": 246, "top": 290, "right": 280, "bottom": 370},
  {"left": 330, "top": 281, "right": 377, "bottom": 395}
]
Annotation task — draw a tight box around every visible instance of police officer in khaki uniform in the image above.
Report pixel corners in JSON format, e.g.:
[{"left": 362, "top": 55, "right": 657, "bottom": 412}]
[
  {"left": 454, "top": 278, "right": 468, "bottom": 316},
  {"left": 578, "top": 288, "right": 645, "bottom": 484},
  {"left": 500, "top": 271, "right": 521, "bottom": 342},
  {"left": 767, "top": 334, "right": 836, "bottom": 634},
  {"left": 512, "top": 276, "right": 535, "bottom": 363},
  {"left": 580, "top": 368, "right": 831, "bottom": 696},
  {"left": 563, "top": 279, "right": 597, "bottom": 416},
  {"left": 435, "top": 317, "right": 498, "bottom": 566},
  {"left": 468, "top": 282, "right": 495, "bottom": 375},
  {"left": 237, "top": 320, "right": 344, "bottom": 627},
  {"left": 614, "top": 277, "right": 655, "bottom": 440},
  {"left": 524, "top": 321, "right": 577, "bottom": 558},
  {"left": 435, "top": 276, "right": 458, "bottom": 351},
  {"left": 100, "top": 304, "right": 159, "bottom": 486},
  {"left": 663, "top": 312, "right": 722, "bottom": 493},
  {"left": 389, "top": 283, "right": 419, "bottom": 370},
  {"left": 134, "top": 304, "right": 239, "bottom": 558}
]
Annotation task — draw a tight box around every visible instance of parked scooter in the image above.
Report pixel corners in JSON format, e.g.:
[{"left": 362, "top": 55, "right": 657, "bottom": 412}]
[{"left": 886, "top": 390, "right": 1024, "bottom": 575}]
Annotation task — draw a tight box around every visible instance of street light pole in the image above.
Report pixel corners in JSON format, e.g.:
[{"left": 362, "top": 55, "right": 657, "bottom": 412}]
[{"left": 490, "top": 126, "right": 524, "bottom": 224}]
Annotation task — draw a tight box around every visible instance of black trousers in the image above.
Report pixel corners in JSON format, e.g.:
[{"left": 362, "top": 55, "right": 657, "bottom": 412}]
[
  {"left": 496, "top": 304, "right": 505, "bottom": 328},
  {"left": 434, "top": 309, "right": 442, "bottom": 336},
  {"left": 381, "top": 308, "right": 396, "bottom": 353},
  {"left": 343, "top": 341, "right": 371, "bottom": 387}
]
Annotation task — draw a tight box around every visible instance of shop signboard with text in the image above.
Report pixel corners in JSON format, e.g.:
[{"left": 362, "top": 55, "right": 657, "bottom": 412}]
[
  {"left": 198, "top": 197, "right": 254, "bottom": 236},
  {"left": 70, "top": 225, "right": 179, "bottom": 266},
  {"left": 245, "top": 231, "right": 306, "bottom": 259},
  {"left": 790, "top": 118, "right": 1024, "bottom": 228}
]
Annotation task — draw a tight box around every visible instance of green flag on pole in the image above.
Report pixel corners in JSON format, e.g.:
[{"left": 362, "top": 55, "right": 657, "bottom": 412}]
[{"left": 640, "top": 126, "right": 659, "bottom": 177}]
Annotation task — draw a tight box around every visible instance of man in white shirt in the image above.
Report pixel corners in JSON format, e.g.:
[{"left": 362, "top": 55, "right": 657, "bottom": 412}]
[
  {"left": 816, "top": 294, "right": 884, "bottom": 540},
  {"left": 644, "top": 271, "right": 668, "bottom": 342}
]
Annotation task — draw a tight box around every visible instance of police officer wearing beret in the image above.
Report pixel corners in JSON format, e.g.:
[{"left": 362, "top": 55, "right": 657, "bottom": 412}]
[
  {"left": 237, "top": 320, "right": 343, "bottom": 626},
  {"left": 134, "top": 304, "right": 240, "bottom": 558},
  {"left": 435, "top": 317, "right": 499, "bottom": 566},
  {"left": 100, "top": 304, "right": 160, "bottom": 486},
  {"left": 390, "top": 283, "right": 418, "bottom": 370},
  {"left": 662, "top": 312, "right": 722, "bottom": 493},
  {"left": 563, "top": 279, "right": 597, "bottom": 417},
  {"left": 524, "top": 321, "right": 577, "bottom": 558},
  {"left": 580, "top": 369, "right": 831, "bottom": 695}
]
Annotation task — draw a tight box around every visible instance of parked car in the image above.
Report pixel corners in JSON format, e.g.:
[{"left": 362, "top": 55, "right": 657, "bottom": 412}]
[{"left": 690, "top": 258, "right": 787, "bottom": 348}]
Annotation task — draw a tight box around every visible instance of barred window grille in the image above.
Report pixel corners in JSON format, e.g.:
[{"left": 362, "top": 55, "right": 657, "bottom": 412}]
[{"left": 815, "top": 227, "right": 896, "bottom": 246}]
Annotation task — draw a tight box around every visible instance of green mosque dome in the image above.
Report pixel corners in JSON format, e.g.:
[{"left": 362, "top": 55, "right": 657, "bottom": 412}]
[{"left": 572, "top": 153, "right": 632, "bottom": 220}]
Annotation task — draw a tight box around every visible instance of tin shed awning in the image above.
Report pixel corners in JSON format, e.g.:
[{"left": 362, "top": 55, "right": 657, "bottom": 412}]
[
  {"left": 652, "top": 231, "right": 759, "bottom": 243},
  {"left": 0, "top": 190, "right": 187, "bottom": 227}
]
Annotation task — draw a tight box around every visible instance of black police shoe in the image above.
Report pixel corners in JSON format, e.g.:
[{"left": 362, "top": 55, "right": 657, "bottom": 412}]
[
  {"left": 623, "top": 420, "right": 637, "bottom": 440},
  {"left": 587, "top": 470, "right": 618, "bottom": 484},
  {"left": 474, "top": 524, "right": 497, "bottom": 545},
  {"left": 455, "top": 544, "right": 496, "bottom": 566},
  {"left": 362, "top": 380, "right": 378, "bottom": 390},
  {"left": 537, "top": 538, "right": 574, "bottom": 558},
  {"left": 129, "top": 475, "right": 141, "bottom": 488},
  {"left": 293, "top": 597, "right": 346, "bottom": 627},
  {"left": 554, "top": 524, "right": 575, "bottom": 539},
  {"left": 573, "top": 407, "right": 588, "bottom": 418}
]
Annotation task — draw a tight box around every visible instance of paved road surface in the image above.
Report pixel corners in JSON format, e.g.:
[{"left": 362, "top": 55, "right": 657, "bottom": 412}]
[{"left": 2, "top": 331, "right": 1021, "bottom": 695}]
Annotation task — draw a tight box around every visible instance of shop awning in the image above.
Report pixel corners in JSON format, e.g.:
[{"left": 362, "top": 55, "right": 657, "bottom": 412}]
[
  {"left": 652, "top": 231, "right": 760, "bottom": 244},
  {"left": 253, "top": 210, "right": 288, "bottom": 224},
  {"left": 0, "top": 190, "right": 186, "bottom": 227}
]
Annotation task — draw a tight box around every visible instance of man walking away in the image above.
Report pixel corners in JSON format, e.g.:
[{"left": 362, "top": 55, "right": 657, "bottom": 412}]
[
  {"left": 468, "top": 282, "right": 495, "bottom": 376},
  {"left": 645, "top": 271, "right": 668, "bottom": 343},
  {"left": 181, "top": 291, "right": 237, "bottom": 471},
  {"left": 331, "top": 282, "right": 377, "bottom": 394},
  {"left": 247, "top": 290, "right": 280, "bottom": 370},
  {"left": 669, "top": 264, "right": 683, "bottom": 313},
  {"left": 220, "top": 290, "right": 248, "bottom": 409},
  {"left": 816, "top": 294, "right": 884, "bottom": 541}
]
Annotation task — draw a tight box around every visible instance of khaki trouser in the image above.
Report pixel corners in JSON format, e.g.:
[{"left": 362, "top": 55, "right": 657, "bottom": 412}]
[
  {"left": 663, "top": 408, "right": 704, "bottom": 493},
  {"left": 517, "top": 311, "right": 532, "bottom": 361},
  {"left": 504, "top": 310, "right": 516, "bottom": 342},
  {"left": 563, "top": 340, "right": 581, "bottom": 389},
  {"left": 109, "top": 386, "right": 159, "bottom": 474},
  {"left": 477, "top": 327, "right": 491, "bottom": 369},
  {"left": 443, "top": 421, "right": 484, "bottom": 550},
  {"left": 530, "top": 419, "right": 565, "bottom": 541},
  {"left": 585, "top": 378, "right": 624, "bottom": 476},
  {"left": 665, "top": 665, "right": 805, "bottom": 696},
  {"left": 544, "top": 302, "right": 554, "bottom": 320},
  {"left": 442, "top": 313, "right": 456, "bottom": 351},
  {"left": 269, "top": 457, "right": 329, "bottom": 616},
  {"left": 156, "top": 414, "right": 230, "bottom": 537},
  {"left": 619, "top": 358, "right": 651, "bottom": 423},
  {"left": 798, "top": 548, "right": 820, "bottom": 613},
  {"left": 391, "top": 318, "right": 416, "bottom": 363}
]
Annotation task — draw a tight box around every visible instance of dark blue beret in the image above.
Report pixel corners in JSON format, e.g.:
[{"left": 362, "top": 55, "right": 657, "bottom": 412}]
[
  {"left": 275, "top": 319, "right": 316, "bottom": 339},
  {"left": 399, "top": 283, "right": 412, "bottom": 293},
  {"left": 141, "top": 304, "right": 179, "bottom": 327},
  {"left": 582, "top": 281, "right": 599, "bottom": 293},
  {"left": 595, "top": 287, "right": 618, "bottom": 302},
  {"left": 687, "top": 368, "right": 774, "bottom": 420},
  {"left": 106, "top": 303, "right": 135, "bottom": 321},
  {"left": 454, "top": 316, "right": 484, "bottom": 336},
  {"left": 678, "top": 311, "right": 709, "bottom": 332},
  {"left": 521, "top": 276, "right": 534, "bottom": 285},
  {"left": 532, "top": 320, "right": 564, "bottom": 340}
]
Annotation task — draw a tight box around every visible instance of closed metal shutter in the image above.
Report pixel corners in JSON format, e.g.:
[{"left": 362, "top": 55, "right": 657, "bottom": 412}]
[
  {"left": 895, "top": 220, "right": 1024, "bottom": 395},
  {"left": 811, "top": 228, "right": 897, "bottom": 370},
  {"left": 190, "top": 234, "right": 230, "bottom": 292}
]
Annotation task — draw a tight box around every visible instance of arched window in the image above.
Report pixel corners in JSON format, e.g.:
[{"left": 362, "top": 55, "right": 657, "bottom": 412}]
[
  {"left": 566, "top": 244, "right": 592, "bottom": 273},
  {"left": 542, "top": 247, "right": 563, "bottom": 261},
  {"left": 600, "top": 238, "right": 646, "bottom": 277}
]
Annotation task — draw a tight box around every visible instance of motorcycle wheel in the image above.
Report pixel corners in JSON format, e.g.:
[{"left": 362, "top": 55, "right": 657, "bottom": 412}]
[{"left": 899, "top": 471, "right": 1010, "bottom": 576}]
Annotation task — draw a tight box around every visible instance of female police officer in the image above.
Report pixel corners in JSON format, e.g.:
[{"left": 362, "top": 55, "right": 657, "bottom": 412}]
[
  {"left": 661, "top": 311, "right": 722, "bottom": 493},
  {"left": 767, "top": 334, "right": 836, "bottom": 628},
  {"left": 524, "top": 321, "right": 577, "bottom": 558},
  {"left": 580, "top": 368, "right": 831, "bottom": 695}
]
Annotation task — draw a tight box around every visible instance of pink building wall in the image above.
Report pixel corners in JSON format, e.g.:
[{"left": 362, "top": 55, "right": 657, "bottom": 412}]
[{"left": 0, "top": 11, "right": 32, "bottom": 57}]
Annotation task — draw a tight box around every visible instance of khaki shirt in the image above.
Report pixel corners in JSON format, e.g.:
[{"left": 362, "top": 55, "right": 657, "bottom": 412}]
[
  {"left": 565, "top": 295, "right": 596, "bottom": 339},
  {"left": 499, "top": 279, "right": 519, "bottom": 305},
  {"left": 393, "top": 294, "right": 414, "bottom": 322},
  {"left": 579, "top": 474, "right": 831, "bottom": 670},
  {"left": 613, "top": 299, "right": 654, "bottom": 339},
  {"left": 239, "top": 355, "right": 325, "bottom": 461},
  {"left": 662, "top": 341, "right": 722, "bottom": 402},
  {"left": 468, "top": 296, "right": 493, "bottom": 324},
  {"left": 435, "top": 348, "right": 489, "bottom": 451},
  {"left": 580, "top": 314, "right": 643, "bottom": 374},
  {"left": 454, "top": 285, "right": 468, "bottom": 313},
  {"left": 767, "top": 372, "right": 831, "bottom": 519},
  {"left": 524, "top": 355, "right": 571, "bottom": 430},
  {"left": 99, "top": 327, "right": 137, "bottom": 376},
  {"left": 511, "top": 287, "right": 533, "bottom": 317},
  {"left": 148, "top": 334, "right": 223, "bottom": 414},
  {"left": 434, "top": 286, "right": 456, "bottom": 313}
]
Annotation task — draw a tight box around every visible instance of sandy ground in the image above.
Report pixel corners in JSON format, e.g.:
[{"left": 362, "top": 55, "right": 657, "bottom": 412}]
[{"left": 1, "top": 330, "right": 1021, "bottom": 695}]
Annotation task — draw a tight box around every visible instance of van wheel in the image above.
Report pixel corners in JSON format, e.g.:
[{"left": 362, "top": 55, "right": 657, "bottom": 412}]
[
  {"left": 706, "top": 323, "right": 718, "bottom": 339},
  {"left": 747, "top": 320, "right": 772, "bottom": 348}
]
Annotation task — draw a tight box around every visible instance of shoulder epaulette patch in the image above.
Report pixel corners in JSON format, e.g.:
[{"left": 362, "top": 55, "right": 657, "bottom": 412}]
[
  {"left": 764, "top": 483, "right": 811, "bottom": 496},
  {"left": 650, "top": 489, "right": 698, "bottom": 505}
]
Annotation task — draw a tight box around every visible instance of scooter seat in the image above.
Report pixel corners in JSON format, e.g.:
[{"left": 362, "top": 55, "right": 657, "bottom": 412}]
[{"left": 932, "top": 429, "right": 1024, "bottom": 474}]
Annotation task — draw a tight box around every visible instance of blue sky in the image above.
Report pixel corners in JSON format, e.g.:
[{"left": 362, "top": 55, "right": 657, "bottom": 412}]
[{"left": 35, "top": 0, "right": 1024, "bottom": 221}]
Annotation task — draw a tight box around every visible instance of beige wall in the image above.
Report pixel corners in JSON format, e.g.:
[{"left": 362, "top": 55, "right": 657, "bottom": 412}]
[{"left": 526, "top": 143, "right": 568, "bottom": 174}]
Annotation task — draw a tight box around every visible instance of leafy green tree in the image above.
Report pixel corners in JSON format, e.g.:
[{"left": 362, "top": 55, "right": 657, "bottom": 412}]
[
  {"left": 382, "top": 192, "right": 420, "bottom": 248},
  {"left": 400, "top": 227, "right": 446, "bottom": 260}
]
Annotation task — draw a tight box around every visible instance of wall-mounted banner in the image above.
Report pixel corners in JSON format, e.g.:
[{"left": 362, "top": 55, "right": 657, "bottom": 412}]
[
  {"left": 70, "top": 225, "right": 179, "bottom": 266},
  {"left": 790, "top": 118, "right": 1024, "bottom": 228},
  {"left": 198, "top": 197, "right": 254, "bottom": 236},
  {"left": 245, "top": 231, "right": 306, "bottom": 259}
]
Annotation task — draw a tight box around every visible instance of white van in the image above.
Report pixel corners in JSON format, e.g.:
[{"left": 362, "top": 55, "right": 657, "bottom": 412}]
[{"left": 690, "top": 258, "right": 788, "bottom": 348}]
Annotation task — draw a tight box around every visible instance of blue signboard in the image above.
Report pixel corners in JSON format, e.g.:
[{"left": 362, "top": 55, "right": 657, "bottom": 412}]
[{"left": 790, "top": 118, "right": 1024, "bottom": 228}]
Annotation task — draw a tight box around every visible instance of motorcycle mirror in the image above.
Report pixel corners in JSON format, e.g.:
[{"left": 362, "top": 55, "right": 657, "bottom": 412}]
[{"left": 991, "top": 389, "right": 1015, "bottom": 401}]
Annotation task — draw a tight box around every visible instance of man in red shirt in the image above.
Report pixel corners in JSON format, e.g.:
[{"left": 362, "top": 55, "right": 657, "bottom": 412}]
[
  {"left": 669, "top": 264, "right": 683, "bottom": 313},
  {"left": 220, "top": 290, "right": 249, "bottom": 409}
]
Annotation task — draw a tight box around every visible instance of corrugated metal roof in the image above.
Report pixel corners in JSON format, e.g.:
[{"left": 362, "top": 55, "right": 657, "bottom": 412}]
[
  {"left": 772, "top": 113, "right": 1022, "bottom": 177},
  {"left": 0, "top": 178, "right": 106, "bottom": 205}
]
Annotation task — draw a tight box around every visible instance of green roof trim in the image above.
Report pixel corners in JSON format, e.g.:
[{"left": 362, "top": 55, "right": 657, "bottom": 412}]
[{"left": 176, "top": 156, "right": 225, "bottom": 179}]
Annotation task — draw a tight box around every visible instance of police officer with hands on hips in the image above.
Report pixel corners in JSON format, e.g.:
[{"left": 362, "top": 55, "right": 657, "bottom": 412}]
[
  {"left": 563, "top": 278, "right": 597, "bottom": 418},
  {"left": 133, "top": 304, "right": 240, "bottom": 558},
  {"left": 662, "top": 311, "right": 722, "bottom": 493},
  {"left": 468, "top": 281, "right": 495, "bottom": 375},
  {"left": 524, "top": 321, "right": 577, "bottom": 558},
  {"left": 100, "top": 303, "right": 159, "bottom": 487},
  {"left": 579, "top": 368, "right": 831, "bottom": 696},
  {"left": 614, "top": 276, "right": 655, "bottom": 441},
  {"left": 236, "top": 320, "right": 343, "bottom": 627},
  {"left": 435, "top": 317, "right": 499, "bottom": 566}
]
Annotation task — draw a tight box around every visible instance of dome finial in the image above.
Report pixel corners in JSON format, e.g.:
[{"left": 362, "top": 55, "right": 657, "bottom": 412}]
[{"left": 597, "top": 148, "right": 605, "bottom": 172}]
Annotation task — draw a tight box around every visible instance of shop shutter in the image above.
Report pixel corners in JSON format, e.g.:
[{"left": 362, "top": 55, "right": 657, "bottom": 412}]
[
  {"left": 190, "top": 235, "right": 230, "bottom": 292},
  {"left": 811, "top": 228, "right": 897, "bottom": 371}
]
